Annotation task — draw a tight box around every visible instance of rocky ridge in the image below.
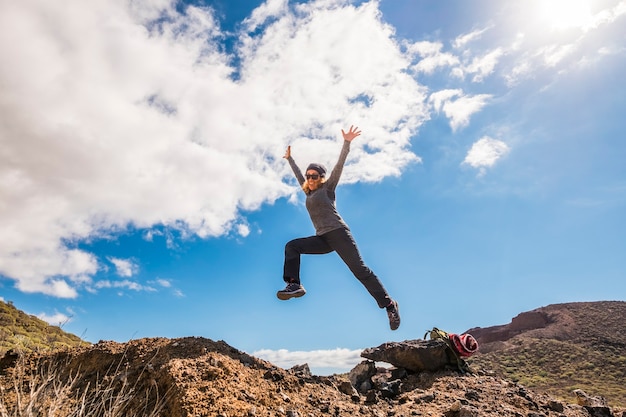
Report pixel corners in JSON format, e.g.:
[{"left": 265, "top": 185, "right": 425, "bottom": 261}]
[
  {"left": 1, "top": 336, "right": 624, "bottom": 417},
  {"left": 1, "top": 300, "right": 625, "bottom": 416}
]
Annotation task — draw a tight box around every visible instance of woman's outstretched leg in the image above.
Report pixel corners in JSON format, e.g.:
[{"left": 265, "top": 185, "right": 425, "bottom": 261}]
[
  {"left": 323, "top": 227, "right": 401, "bottom": 330},
  {"left": 278, "top": 235, "right": 331, "bottom": 300}
]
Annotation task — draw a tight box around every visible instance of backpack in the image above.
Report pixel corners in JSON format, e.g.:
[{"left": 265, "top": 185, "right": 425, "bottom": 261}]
[{"left": 424, "top": 327, "right": 478, "bottom": 373}]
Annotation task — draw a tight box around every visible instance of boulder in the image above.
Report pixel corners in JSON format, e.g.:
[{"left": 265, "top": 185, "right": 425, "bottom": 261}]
[
  {"left": 337, "top": 380, "right": 360, "bottom": 401},
  {"left": 288, "top": 363, "right": 312, "bottom": 378},
  {"left": 348, "top": 360, "right": 376, "bottom": 392},
  {"left": 573, "top": 389, "right": 608, "bottom": 407},
  {"left": 361, "top": 339, "right": 454, "bottom": 372}
]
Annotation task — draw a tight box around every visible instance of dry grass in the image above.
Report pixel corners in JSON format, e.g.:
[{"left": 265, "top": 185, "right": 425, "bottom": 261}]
[{"left": 0, "top": 352, "right": 171, "bottom": 417}]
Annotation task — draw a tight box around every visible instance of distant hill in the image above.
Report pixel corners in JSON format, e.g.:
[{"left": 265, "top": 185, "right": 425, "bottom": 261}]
[
  {"left": 466, "top": 301, "right": 626, "bottom": 407},
  {"left": 0, "top": 300, "right": 89, "bottom": 354}
]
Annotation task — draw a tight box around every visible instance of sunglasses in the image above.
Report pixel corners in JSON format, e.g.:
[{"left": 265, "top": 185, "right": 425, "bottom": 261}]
[{"left": 305, "top": 174, "right": 320, "bottom": 180}]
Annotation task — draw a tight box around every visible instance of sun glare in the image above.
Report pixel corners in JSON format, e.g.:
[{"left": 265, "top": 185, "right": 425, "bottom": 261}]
[{"left": 535, "top": 0, "right": 594, "bottom": 30}]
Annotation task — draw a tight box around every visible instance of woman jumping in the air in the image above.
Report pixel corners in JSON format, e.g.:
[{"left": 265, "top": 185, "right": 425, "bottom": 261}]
[{"left": 278, "top": 125, "right": 400, "bottom": 330}]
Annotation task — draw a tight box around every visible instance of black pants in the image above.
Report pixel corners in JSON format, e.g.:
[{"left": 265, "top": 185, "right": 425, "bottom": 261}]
[{"left": 283, "top": 227, "right": 391, "bottom": 308}]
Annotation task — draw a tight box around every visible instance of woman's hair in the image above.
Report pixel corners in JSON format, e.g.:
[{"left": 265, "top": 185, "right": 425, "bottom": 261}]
[{"left": 302, "top": 177, "right": 326, "bottom": 194}]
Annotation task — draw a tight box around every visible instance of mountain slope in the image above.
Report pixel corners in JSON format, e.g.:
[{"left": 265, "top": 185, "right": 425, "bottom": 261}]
[
  {"left": 0, "top": 300, "right": 89, "bottom": 354},
  {"left": 466, "top": 301, "right": 626, "bottom": 407}
]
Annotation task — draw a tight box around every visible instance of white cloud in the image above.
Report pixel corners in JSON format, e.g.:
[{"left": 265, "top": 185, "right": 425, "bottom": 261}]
[
  {"left": 453, "top": 27, "right": 491, "bottom": 49},
  {"left": 146, "top": 278, "right": 185, "bottom": 296},
  {"left": 109, "top": 257, "right": 138, "bottom": 277},
  {"left": 463, "top": 136, "right": 510, "bottom": 176},
  {"left": 37, "top": 311, "right": 71, "bottom": 327},
  {"left": 408, "top": 30, "right": 504, "bottom": 83},
  {"left": 465, "top": 48, "right": 505, "bottom": 82},
  {"left": 154, "top": 278, "right": 172, "bottom": 288},
  {"left": 236, "top": 223, "right": 251, "bottom": 238},
  {"left": 428, "top": 89, "right": 462, "bottom": 112},
  {"left": 253, "top": 347, "right": 363, "bottom": 372},
  {"left": 93, "top": 279, "right": 156, "bottom": 292},
  {"left": 539, "top": 43, "right": 577, "bottom": 67},
  {"left": 429, "top": 90, "right": 492, "bottom": 131},
  {"left": 407, "top": 41, "right": 460, "bottom": 74},
  {"left": 244, "top": 0, "right": 289, "bottom": 31},
  {"left": 407, "top": 40, "right": 444, "bottom": 56},
  {"left": 0, "top": 0, "right": 428, "bottom": 297}
]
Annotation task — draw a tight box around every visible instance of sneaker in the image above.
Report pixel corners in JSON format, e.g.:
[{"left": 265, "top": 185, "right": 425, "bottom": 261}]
[
  {"left": 386, "top": 300, "right": 401, "bottom": 330},
  {"left": 277, "top": 282, "right": 306, "bottom": 300}
]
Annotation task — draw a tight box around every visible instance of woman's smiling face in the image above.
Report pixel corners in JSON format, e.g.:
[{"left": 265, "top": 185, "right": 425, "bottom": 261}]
[{"left": 305, "top": 170, "right": 323, "bottom": 190}]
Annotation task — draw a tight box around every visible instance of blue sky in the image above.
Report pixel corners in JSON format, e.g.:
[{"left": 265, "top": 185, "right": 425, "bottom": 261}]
[{"left": 1, "top": 0, "right": 625, "bottom": 374}]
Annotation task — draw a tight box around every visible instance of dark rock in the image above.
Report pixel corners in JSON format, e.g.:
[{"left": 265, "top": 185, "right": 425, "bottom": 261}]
[
  {"left": 547, "top": 399, "right": 564, "bottom": 412},
  {"left": 361, "top": 339, "right": 453, "bottom": 372},
  {"left": 583, "top": 406, "right": 613, "bottom": 417},
  {"left": 289, "top": 363, "right": 312, "bottom": 378},
  {"left": 338, "top": 380, "right": 359, "bottom": 401},
  {"left": 390, "top": 367, "right": 408, "bottom": 380},
  {"left": 263, "top": 369, "right": 284, "bottom": 381},
  {"left": 369, "top": 367, "right": 405, "bottom": 399},
  {"left": 0, "top": 349, "right": 19, "bottom": 370},
  {"left": 357, "top": 379, "right": 372, "bottom": 393},
  {"left": 378, "top": 379, "right": 402, "bottom": 399},
  {"left": 364, "top": 390, "right": 379, "bottom": 404},
  {"left": 464, "top": 389, "right": 480, "bottom": 401},
  {"left": 459, "top": 405, "right": 480, "bottom": 417},
  {"left": 348, "top": 360, "right": 376, "bottom": 393},
  {"left": 415, "top": 393, "right": 436, "bottom": 404}
]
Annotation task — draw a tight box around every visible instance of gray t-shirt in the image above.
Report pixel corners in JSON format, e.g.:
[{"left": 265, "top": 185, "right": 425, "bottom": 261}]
[{"left": 287, "top": 140, "right": 351, "bottom": 235}]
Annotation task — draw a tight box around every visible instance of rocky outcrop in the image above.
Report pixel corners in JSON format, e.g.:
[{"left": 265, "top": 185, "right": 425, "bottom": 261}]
[
  {"left": 467, "top": 310, "right": 552, "bottom": 345},
  {"left": 361, "top": 339, "right": 457, "bottom": 372}
]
